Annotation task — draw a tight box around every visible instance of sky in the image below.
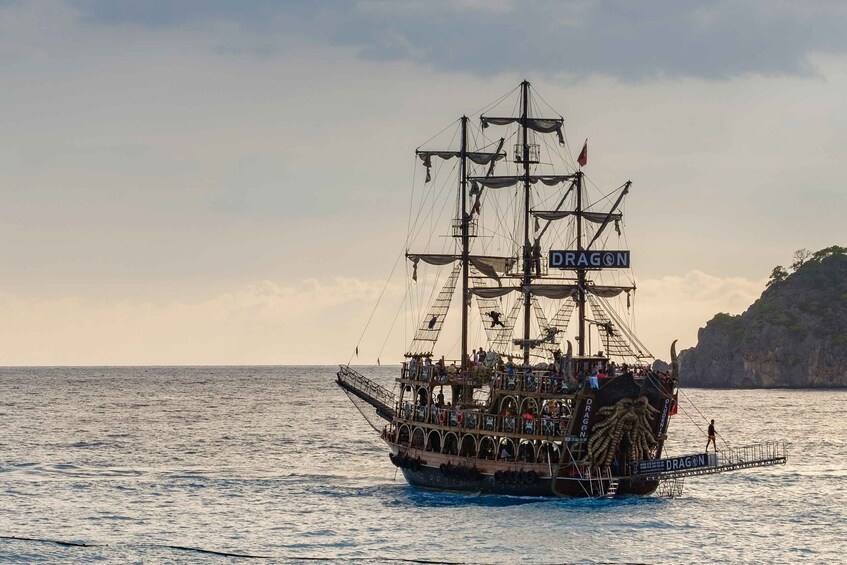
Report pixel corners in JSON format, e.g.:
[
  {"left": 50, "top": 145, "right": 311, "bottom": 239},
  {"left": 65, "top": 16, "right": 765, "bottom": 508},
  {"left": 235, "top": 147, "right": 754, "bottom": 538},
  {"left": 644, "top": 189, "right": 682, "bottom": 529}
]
[{"left": 1, "top": 0, "right": 845, "bottom": 365}]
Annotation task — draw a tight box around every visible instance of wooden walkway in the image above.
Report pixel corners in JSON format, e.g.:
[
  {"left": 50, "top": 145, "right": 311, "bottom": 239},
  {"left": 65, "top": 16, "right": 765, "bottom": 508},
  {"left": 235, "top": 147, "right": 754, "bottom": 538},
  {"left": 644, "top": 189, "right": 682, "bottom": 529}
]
[
  {"left": 336, "top": 365, "right": 396, "bottom": 422},
  {"left": 632, "top": 441, "right": 787, "bottom": 481}
]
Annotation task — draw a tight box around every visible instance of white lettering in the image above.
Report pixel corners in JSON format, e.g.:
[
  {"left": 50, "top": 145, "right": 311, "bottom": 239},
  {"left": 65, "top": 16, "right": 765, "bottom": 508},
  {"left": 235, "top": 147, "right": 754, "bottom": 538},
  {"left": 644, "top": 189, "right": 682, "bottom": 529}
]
[
  {"left": 657, "top": 399, "right": 670, "bottom": 436},
  {"left": 579, "top": 399, "right": 593, "bottom": 439},
  {"left": 550, "top": 252, "right": 562, "bottom": 267},
  {"left": 549, "top": 249, "right": 631, "bottom": 269}
]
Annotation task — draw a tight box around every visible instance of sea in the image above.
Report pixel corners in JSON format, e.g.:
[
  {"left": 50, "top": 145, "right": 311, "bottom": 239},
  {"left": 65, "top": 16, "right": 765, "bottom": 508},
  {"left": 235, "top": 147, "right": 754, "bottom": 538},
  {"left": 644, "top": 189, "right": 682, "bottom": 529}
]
[{"left": 0, "top": 366, "right": 844, "bottom": 564}]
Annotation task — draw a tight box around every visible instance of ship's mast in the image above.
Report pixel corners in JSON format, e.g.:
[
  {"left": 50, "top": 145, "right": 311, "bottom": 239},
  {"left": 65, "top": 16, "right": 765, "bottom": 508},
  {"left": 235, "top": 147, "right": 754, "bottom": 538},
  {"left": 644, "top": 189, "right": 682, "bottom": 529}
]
[
  {"left": 460, "top": 116, "right": 470, "bottom": 374},
  {"left": 521, "top": 80, "right": 532, "bottom": 365},
  {"left": 576, "top": 171, "right": 586, "bottom": 356}
]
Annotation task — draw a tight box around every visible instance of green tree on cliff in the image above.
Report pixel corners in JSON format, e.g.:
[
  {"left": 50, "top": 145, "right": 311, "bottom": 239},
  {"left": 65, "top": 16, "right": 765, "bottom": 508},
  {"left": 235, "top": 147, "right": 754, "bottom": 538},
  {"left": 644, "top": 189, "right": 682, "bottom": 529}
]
[{"left": 766, "top": 265, "right": 788, "bottom": 287}]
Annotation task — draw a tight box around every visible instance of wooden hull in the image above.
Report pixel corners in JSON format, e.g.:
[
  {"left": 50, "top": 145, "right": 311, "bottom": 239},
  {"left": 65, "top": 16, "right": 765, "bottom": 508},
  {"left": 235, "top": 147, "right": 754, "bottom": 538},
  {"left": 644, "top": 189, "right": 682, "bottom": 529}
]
[
  {"left": 390, "top": 447, "right": 659, "bottom": 498},
  {"left": 401, "top": 464, "right": 553, "bottom": 497}
]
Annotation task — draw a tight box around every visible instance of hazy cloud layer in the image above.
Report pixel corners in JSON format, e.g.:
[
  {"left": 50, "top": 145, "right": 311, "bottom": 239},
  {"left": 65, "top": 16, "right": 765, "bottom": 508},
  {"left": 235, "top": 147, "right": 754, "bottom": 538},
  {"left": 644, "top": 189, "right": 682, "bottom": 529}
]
[
  {"left": 0, "top": 278, "right": 395, "bottom": 365},
  {"left": 0, "top": 270, "right": 762, "bottom": 365},
  {"left": 66, "top": 0, "right": 847, "bottom": 80}
]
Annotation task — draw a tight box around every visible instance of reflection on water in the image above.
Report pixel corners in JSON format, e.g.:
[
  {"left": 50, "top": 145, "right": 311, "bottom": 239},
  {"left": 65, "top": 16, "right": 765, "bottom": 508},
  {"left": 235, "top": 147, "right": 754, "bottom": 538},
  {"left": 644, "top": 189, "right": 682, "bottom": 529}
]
[{"left": 0, "top": 366, "right": 844, "bottom": 564}]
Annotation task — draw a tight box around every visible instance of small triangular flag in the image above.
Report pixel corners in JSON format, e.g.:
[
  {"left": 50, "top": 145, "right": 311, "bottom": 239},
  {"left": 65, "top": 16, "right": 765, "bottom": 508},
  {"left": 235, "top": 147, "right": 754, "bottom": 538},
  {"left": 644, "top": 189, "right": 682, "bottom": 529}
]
[{"left": 577, "top": 139, "right": 588, "bottom": 168}]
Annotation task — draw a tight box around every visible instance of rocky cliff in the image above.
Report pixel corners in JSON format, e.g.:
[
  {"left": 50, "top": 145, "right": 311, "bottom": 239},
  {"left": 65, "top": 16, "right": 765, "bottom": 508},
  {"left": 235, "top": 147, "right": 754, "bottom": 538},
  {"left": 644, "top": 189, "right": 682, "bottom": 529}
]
[{"left": 679, "top": 249, "right": 847, "bottom": 388}]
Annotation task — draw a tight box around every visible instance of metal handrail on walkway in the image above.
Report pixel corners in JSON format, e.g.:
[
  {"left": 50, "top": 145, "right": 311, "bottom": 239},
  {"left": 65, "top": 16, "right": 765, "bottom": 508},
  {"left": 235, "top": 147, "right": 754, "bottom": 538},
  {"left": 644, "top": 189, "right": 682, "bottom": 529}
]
[
  {"left": 336, "top": 365, "right": 396, "bottom": 421},
  {"left": 716, "top": 441, "right": 786, "bottom": 468},
  {"left": 631, "top": 441, "right": 787, "bottom": 481}
]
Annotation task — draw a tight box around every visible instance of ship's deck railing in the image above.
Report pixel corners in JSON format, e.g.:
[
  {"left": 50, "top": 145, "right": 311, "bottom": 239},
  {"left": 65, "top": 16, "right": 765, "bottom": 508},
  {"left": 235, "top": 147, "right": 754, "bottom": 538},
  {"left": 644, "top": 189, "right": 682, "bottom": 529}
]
[
  {"left": 400, "top": 362, "right": 486, "bottom": 387},
  {"left": 400, "top": 362, "right": 665, "bottom": 395},
  {"left": 401, "top": 363, "right": 573, "bottom": 393},
  {"left": 396, "top": 404, "right": 567, "bottom": 438}
]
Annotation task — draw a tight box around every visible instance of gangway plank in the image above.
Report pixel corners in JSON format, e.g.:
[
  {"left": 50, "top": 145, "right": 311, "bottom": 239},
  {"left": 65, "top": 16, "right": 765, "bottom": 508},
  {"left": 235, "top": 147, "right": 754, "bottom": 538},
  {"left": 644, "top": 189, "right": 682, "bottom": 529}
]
[
  {"left": 336, "top": 365, "right": 396, "bottom": 422},
  {"left": 631, "top": 442, "right": 787, "bottom": 482}
]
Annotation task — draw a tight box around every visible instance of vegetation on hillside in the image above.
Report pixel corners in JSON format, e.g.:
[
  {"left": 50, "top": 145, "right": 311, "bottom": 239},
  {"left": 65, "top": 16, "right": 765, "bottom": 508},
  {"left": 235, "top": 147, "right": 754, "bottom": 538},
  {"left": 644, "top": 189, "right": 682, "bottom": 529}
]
[{"left": 681, "top": 245, "right": 847, "bottom": 387}]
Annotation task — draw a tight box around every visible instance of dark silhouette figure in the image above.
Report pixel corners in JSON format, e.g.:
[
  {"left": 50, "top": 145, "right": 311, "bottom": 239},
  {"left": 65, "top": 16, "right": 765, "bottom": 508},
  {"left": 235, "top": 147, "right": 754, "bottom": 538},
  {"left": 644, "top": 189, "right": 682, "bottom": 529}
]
[
  {"left": 706, "top": 419, "right": 717, "bottom": 452},
  {"left": 428, "top": 315, "right": 438, "bottom": 329},
  {"left": 487, "top": 311, "right": 505, "bottom": 328}
]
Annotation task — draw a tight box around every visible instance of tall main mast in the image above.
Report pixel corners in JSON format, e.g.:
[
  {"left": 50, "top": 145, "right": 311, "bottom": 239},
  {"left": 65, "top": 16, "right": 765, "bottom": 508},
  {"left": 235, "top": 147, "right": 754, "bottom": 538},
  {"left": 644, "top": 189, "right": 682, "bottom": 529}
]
[
  {"left": 521, "top": 80, "right": 532, "bottom": 365},
  {"left": 576, "top": 171, "right": 586, "bottom": 356}
]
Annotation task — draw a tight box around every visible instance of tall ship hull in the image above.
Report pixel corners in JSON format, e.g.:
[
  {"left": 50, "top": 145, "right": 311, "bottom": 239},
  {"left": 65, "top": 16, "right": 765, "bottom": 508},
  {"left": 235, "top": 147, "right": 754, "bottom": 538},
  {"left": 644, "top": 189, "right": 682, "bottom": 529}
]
[{"left": 337, "top": 81, "right": 785, "bottom": 498}]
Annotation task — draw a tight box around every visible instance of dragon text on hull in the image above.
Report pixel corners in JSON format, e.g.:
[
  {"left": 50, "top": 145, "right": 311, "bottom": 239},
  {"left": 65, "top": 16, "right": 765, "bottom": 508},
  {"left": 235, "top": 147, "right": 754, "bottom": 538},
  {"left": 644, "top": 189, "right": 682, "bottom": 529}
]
[{"left": 337, "top": 81, "right": 786, "bottom": 498}]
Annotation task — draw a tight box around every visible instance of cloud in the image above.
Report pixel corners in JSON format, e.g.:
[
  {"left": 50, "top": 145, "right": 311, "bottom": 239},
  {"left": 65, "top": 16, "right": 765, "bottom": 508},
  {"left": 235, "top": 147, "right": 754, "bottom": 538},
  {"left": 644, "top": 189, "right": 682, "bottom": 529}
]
[
  {"left": 635, "top": 270, "right": 766, "bottom": 356},
  {"left": 0, "top": 278, "right": 399, "bottom": 365},
  {"left": 0, "top": 270, "right": 764, "bottom": 365},
  {"left": 59, "top": 0, "right": 847, "bottom": 80}
]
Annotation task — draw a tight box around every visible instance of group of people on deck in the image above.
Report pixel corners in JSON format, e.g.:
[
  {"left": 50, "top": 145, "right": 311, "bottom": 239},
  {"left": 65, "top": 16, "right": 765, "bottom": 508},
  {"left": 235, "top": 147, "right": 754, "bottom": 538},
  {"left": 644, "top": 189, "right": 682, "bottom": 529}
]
[
  {"left": 406, "top": 354, "right": 455, "bottom": 382},
  {"left": 406, "top": 348, "right": 664, "bottom": 395}
]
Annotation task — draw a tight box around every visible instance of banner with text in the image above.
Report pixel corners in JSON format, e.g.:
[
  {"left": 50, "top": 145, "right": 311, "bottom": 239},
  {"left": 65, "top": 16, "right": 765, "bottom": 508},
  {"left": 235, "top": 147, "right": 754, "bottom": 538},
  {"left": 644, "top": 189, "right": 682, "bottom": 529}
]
[{"left": 549, "top": 250, "right": 630, "bottom": 269}]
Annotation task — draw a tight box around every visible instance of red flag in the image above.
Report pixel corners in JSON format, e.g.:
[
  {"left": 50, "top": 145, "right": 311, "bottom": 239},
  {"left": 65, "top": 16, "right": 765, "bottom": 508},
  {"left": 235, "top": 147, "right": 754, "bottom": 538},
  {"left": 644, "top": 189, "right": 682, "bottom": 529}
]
[
  {"left": 670, "top": 393, "right": 678, "bottom": 416},
  {"left": 577, "top": 139, "right": 588, "bottom": 167}
]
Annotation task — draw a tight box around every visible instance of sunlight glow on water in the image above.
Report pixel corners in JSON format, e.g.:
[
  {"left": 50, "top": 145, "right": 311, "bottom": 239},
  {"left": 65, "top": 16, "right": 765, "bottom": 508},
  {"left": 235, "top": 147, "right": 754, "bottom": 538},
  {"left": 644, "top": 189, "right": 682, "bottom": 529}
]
[{"left": 0, "top": 366, "right": 844, "bottom": 563}]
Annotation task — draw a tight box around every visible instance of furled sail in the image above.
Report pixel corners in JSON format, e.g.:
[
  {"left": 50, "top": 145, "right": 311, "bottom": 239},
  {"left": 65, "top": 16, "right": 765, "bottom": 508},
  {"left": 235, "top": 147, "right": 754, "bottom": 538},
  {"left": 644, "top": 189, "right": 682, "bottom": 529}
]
[
  {"left": 417, "top": 150, "right": 505, "bottom": 183},
  {"left": 532, "top": 210, "right": 622, "bottom": 225},
  {"left": 469, "top": 284, "right": 631, "bottom": 300},
  {"left": 408, "top": 254, "right": 517, "bottom": 283},
  {"left": 469, "top": 175, "right": 576, "bottom": 192},
  {"left": 480, "top": 116, "right": 565, "bottom": 144},
  {"left": 406, "top": 263, "right": 461, "bottom": 356}
]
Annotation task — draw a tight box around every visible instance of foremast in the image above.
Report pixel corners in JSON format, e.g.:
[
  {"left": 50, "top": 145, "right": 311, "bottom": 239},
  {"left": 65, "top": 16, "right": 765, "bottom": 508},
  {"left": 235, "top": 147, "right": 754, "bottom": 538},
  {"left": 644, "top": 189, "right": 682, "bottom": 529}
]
[{"left": 459, "top": 116, "right": 470, "bottom": 380}]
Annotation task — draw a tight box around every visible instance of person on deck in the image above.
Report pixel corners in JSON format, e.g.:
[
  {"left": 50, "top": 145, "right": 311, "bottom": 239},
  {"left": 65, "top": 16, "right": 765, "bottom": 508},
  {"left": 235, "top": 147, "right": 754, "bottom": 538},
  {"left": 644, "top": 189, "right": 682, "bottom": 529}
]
[
  {"left": 706, "top": 420, "right": 717, "bottom": 452},
  {"left": 588, "top": 370, "right": 600, "bottom": 390}
]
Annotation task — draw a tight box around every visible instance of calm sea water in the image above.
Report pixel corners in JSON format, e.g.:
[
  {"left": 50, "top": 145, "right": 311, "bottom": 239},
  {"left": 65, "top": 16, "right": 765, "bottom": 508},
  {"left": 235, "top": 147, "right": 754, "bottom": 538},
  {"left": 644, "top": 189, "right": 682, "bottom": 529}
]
[{"left": 0, "top": 366, "right": 844, "bottom": 564}]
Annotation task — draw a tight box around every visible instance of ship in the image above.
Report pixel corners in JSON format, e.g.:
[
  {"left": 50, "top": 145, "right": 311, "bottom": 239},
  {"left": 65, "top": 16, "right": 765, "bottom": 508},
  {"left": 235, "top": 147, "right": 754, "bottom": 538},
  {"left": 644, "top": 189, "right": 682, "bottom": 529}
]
[{"left": 337, "top": 81, "right": 786, "bottom": 498}]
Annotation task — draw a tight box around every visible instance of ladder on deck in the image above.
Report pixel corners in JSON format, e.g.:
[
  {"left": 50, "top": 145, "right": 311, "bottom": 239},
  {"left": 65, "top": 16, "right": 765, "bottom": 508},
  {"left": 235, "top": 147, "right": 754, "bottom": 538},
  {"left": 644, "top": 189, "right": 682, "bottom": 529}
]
[
  {"left": 586, "top": 466, "right": 618, "bottom": 499},
  {"left": 605, "top": 476, "right": 619, "bottom": 497}
]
